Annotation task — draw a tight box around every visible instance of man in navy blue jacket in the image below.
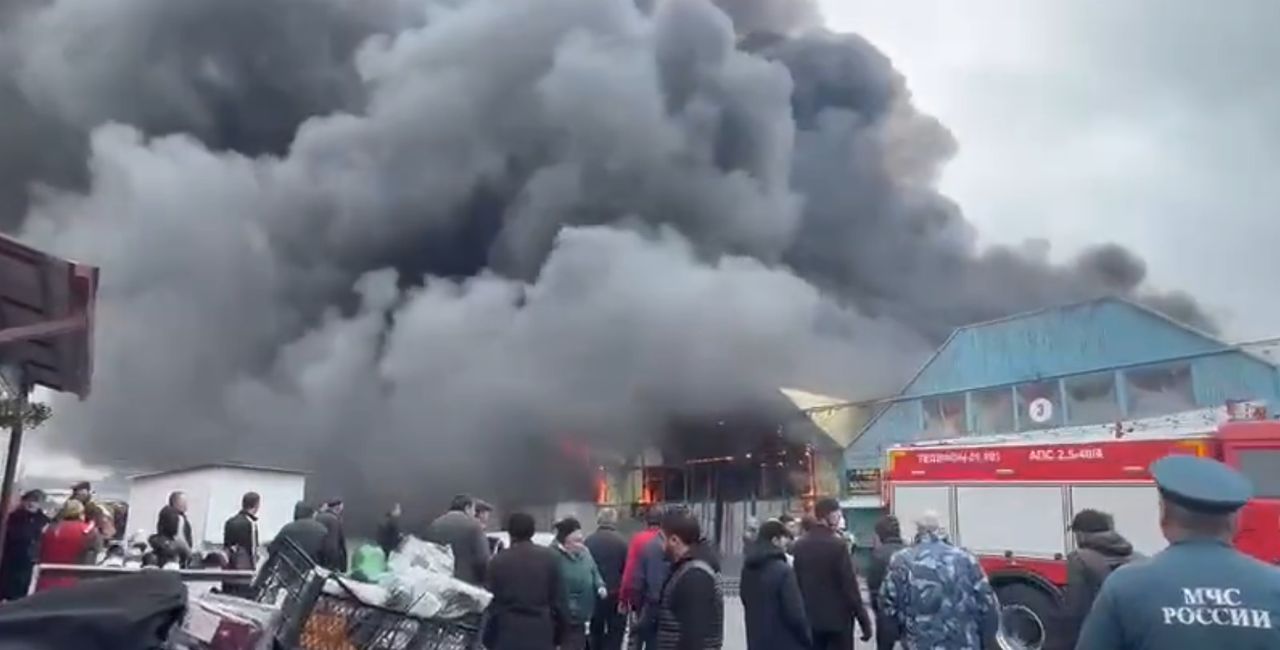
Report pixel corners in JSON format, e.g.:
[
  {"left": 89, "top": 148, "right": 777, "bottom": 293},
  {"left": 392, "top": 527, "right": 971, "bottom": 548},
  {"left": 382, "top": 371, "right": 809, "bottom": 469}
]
[{"left": 630, "top": 507, "right": 674, "bottom": 650}]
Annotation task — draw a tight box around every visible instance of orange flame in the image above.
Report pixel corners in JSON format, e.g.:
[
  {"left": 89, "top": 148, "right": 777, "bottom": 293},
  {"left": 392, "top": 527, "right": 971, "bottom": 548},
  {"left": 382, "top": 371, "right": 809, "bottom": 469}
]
[
  {"left": 802, "top": 444, "right": 817, "bottom": 499},
  {"left": 595, "top": 467, "right": 610, "bottom": 505}
]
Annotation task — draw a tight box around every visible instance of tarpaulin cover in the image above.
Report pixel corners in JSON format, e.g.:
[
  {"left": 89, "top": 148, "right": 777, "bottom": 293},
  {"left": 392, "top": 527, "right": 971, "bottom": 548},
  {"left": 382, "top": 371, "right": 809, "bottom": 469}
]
[{"left": 0, "top": 571, "right": 187, "bottom": 650}]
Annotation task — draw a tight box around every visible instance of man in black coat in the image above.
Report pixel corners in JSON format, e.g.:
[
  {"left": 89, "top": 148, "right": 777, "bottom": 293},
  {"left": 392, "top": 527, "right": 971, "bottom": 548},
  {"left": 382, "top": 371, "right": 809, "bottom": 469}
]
[
  {"left": 223, "top": 492, "right": 261, "bottom": 570},
  {"left": 740, "top": 519, "right": 810, "bottom": 650},
  {"left": 315, "top": 499, "right": 349, "bottom": 572},
  {"left": 221, "top": 492, "right": 261, "bottom": 597},
  {"left": 791, "top": 498, "right": 872, "bottom": 650},
  {"left": 654, "top": 511, "right": 723, "bottom": 650},
  {"left": 585, "top": 507, "right": 629, "bottom": 650},
  {"left": 158, "top": 491, "right": 193, "bottom": 549},
  {"left": 865, "top": 515, "right": 905, "bottom": 650},
  {"left": 272, "top": 502, "right": 329, "bottom": 565},
  {"left": 377, "top": 503, "right": 404, "bottom": 559},
  {"left": 0, "top": 490, "right": 50, "bottom": 600},
  {"left": 485, "top": 512, "right": 568, "bottom": 650}
]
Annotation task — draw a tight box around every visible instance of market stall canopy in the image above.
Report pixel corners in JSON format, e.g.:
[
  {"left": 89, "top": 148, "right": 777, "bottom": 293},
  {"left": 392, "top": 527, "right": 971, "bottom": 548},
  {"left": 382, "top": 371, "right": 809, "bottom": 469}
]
[
  {"left": 778, "top": 387, "right": 873, "bottom": 448},
  {"left": 0, "top": 233, "right": 98, "bottom": 397}
]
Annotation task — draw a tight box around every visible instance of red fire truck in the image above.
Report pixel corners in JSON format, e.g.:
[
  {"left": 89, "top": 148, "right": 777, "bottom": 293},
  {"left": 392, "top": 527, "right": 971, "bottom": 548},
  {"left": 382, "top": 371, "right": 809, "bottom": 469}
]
[{"left": 881, "top": 404, "right": 1280, "bottom": 649}]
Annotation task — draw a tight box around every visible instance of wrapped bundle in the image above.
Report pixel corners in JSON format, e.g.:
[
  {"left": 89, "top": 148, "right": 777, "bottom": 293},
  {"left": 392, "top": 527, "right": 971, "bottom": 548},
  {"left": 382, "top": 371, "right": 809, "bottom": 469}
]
[
  {"left": 379, "top": 566, "right": 492, "bottom": 619},
  {"left": 320, "top": 575, "right": 392, "bottom": 608},
  {"left": 378, "top": 535, "right": 492, "bottom": 619},
  {"left": 170, "top": 591, "right": 282, "bottom": 650},
  {"left": 387, "top": 536, "right": 455, "bottom": 576}
]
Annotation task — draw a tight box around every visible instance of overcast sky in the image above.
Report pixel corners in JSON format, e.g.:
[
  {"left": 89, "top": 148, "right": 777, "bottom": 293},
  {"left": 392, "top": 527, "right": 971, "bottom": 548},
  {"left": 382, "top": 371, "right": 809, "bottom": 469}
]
[{"left": 822, "top": 0, "right": 1280, "bottom": 339}]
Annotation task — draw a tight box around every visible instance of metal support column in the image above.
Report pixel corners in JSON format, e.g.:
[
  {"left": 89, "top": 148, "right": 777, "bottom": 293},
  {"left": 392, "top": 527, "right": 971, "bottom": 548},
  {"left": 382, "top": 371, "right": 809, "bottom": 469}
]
[{"left": 0, "top": 368, "right": 28, "bottom": 569}]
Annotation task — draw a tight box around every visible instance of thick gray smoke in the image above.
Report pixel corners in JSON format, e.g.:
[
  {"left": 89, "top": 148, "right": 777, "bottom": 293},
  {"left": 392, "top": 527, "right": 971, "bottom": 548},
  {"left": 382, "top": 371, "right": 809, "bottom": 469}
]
[{"left": 1, "top": 0, "right": 1211, "bottom": 517}]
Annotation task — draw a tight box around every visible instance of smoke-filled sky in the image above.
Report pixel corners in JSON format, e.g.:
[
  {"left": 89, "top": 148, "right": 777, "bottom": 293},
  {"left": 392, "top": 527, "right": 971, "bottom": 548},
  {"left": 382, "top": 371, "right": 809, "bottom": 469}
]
[
  {"left": 0, "top": 0, "right": 1232, "bottom": 512},
  {"left": 828, "top": 0, "right": 1280, "bottom": 338}
]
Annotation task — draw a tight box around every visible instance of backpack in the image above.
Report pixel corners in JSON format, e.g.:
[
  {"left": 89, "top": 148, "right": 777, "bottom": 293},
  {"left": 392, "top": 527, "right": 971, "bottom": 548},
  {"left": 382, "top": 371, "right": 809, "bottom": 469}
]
[{"left": 1076, "top": 547, "right": 1139, "bottom": 589}]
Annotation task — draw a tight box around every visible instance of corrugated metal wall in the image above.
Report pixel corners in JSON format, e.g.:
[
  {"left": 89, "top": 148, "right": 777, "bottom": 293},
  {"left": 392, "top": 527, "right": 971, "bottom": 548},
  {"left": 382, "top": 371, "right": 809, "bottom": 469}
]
[
  {"left": 1193, "top": 353, "right": 1280, "bottom": 406},
  {"left": 687, "top": 499, "right": 797, "bottom": 558},
  {"left": 905, "top": 299, "right": 1228, "bottom": 395},
  {"left": 532, "top": 499, "right": 803, "bottom": 559},
  {"left": 846, "top": 298, "right": 1280, "bottom": 472}
]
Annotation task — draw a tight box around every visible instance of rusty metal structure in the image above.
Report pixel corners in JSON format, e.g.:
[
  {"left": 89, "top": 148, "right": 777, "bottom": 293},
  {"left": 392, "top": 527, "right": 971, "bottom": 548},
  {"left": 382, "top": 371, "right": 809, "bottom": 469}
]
[{"left": 0, "top": 233, "right": 98, "bottom": 566}]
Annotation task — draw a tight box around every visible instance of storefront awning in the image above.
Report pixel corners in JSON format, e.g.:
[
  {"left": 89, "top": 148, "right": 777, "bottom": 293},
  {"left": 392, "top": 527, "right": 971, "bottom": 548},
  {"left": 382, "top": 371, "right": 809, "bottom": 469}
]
[{"left": 778, "top": 387, "right": 872, "bottom": 448}]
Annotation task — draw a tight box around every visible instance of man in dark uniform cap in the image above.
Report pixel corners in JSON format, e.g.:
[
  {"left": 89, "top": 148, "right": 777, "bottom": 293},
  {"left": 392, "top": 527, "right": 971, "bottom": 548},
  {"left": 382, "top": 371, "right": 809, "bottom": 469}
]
[{"left": 1075, "top": 454, "right": 1280, "bottom": 649}]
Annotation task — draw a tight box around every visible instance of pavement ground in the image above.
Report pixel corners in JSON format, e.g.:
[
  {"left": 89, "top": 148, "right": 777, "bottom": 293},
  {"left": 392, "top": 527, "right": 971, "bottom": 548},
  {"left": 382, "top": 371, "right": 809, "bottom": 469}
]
[{"left": 722, "top": 595, "right": 877, "bottom": 650}]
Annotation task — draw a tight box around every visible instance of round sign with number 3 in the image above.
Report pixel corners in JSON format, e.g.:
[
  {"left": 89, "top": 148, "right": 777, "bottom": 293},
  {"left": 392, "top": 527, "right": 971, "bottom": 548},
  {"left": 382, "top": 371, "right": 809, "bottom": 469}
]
[{"left": 1028, "top": 397, "right": 1054, "bottom": 424}]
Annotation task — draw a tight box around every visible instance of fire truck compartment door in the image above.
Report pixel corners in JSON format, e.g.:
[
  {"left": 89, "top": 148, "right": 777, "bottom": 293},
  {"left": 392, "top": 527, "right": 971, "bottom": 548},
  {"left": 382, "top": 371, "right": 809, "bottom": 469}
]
[
  {"left": 890, "top": 485, "right": 953, "bottom": 535},
  {"left": 956, "top": 486, "right": 1066, "bottom": 558},
  {"left": 1223, "top": 445, "right": 1280, "bottom": 564},
  {"left": 1069, "top": 485, "right": 1165, "bottom": 557}
]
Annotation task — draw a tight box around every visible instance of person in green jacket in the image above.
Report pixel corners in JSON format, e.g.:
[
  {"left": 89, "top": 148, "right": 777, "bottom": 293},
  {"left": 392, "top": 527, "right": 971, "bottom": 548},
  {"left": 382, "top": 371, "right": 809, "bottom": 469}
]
[{"left": 553, "top": 517, "right": 606, "bottom": 650}]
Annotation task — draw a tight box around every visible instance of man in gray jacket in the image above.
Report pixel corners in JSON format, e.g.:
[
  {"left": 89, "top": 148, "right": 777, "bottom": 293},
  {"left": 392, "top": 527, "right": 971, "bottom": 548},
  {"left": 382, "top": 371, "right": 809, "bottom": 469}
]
[{"left": 425, "top": 494, "right": 492, "bottom": 585}]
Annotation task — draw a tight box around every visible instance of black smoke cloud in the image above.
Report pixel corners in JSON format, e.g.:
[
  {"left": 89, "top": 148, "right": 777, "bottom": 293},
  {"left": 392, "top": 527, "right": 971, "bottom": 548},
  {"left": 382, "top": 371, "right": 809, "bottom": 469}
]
[
  {"left": 710, "top": 0, "right": 822, "bottom": 35},
  {"left": 2, "top": 0, "right": 1211, "bottom": 516},
  {"left": 0, "top": 0, "right": 405, "bottom": 228}
]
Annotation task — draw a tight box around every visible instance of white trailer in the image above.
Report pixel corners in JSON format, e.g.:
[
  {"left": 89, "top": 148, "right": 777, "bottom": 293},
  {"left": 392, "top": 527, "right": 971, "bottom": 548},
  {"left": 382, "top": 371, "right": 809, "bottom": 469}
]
[{"left": 127, "top": 463, "right": 306, "bottom": 550}]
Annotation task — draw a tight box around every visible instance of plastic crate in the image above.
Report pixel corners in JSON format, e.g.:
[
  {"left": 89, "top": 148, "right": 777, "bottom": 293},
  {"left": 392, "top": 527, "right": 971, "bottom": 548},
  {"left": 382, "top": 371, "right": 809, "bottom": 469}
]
[
  {"left": 250, "top": 536, "right": 320, "bottom": 639},
  {"left": 280, "top": 573, "right": 480, "bottom": 650}
]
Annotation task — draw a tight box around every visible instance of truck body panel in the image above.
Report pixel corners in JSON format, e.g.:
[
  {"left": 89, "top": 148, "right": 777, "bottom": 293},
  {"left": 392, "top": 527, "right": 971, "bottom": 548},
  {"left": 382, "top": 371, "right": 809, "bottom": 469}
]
[
  {"left": 884, "top": 405, "right": 1280, "bottom": 573},
  {"left": 881, "top": 404, "right": 1280, "bottom": 647}
]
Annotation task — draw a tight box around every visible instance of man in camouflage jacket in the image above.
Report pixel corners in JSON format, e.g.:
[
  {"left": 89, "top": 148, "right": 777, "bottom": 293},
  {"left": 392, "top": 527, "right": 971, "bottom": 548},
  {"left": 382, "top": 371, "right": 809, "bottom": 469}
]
[{"left": 880, "top": 512, "right": 999, "bottom": 649}]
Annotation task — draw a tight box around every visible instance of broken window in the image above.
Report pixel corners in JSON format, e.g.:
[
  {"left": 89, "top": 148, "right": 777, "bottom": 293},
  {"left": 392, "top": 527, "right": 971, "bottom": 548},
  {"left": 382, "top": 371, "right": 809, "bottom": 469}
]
[
  {"left": 1124, "top": 363, "right": 1195, "bottom": 418},
  {"left": 922, "top": 394, "right": 968, "bottom": 438},
  {"left": 972, "top": 387, "right": 1015, "bottom": 434},
  {"left": 1064, "top": 372, "right": 1122, "bottom": 425}
]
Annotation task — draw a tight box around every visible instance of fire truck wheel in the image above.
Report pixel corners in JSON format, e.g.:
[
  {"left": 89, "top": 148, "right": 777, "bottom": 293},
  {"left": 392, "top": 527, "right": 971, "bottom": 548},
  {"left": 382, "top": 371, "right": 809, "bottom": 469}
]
[{"left": 995, "top": 582, "right": 1059, "bottom": 650}]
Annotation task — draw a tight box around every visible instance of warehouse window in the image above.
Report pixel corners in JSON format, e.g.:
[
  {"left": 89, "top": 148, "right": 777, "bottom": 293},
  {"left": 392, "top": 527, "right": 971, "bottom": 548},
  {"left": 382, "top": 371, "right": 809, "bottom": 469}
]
[
  {"left": 1016, "top": 381, "right": 1061, "bottom": 430},
  {"left": 1125, "top": 363, "right": 1195, "bottom": 418},
  {"left": 922, "top": 394, "right": 968, "bottom": 438},
  {"left": 1064, "top": 372, "right": 1122, "bottom": 425},
  {"left": 687, "top": 465, "right": 713, "bottom": 501},
  {"left": 972, "top": 387, "right": 1015, "bottom": 434}
]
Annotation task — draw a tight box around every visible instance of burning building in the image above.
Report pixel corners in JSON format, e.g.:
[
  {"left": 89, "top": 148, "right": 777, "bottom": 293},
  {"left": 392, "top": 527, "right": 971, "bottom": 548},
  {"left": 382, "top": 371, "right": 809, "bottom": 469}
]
[
  {"left": 530, "top": 387, "right": 871, "bottom": 558},
  {"left": 0, "top": 0, "right": 1216, "bottom": 530}
]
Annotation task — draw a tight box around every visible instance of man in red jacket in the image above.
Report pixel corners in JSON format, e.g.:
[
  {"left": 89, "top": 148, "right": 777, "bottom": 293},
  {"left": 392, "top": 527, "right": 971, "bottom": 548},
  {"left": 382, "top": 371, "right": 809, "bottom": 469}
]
[
  {"left": 620, "top": 507, "right": 663, "bottom": 611},
  {"left": 36, "top": 500, "right": 98, "bottom": 592}
]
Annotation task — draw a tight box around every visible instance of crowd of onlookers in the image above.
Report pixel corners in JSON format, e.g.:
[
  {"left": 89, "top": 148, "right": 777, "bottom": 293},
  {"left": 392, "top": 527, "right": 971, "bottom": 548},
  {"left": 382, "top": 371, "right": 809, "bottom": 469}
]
[
  {"left": 743, "top": 499, "right": 1143, "bottom": 650},
  {"left": 0, "top": 483, "right": 120, "bottom": 599},
  {"left": 474, "top": 499, "right": 724, "bottom": 650},
  {"left": 465, "top": 495, "right": 1143, "bottom": 650},
  {"left": 0, "top": 481, "right": 353, "bottom": 602},
  {"left": 0, "top": 483, "right": 1149, "bottom": 649}
]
